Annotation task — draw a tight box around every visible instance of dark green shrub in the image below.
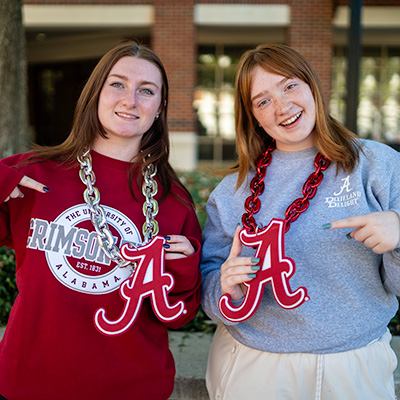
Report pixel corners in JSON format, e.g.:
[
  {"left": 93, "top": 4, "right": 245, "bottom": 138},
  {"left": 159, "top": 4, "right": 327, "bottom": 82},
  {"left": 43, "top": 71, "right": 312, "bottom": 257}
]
[
  {"left": 176, "top": 168, "right": 222, "bottom": 332},
  {"left": 179, "top": 168, "right": 223, "bottom": 230},
  {"left": 0, "top": 247, "right": 18, "bottom": 326},
  {"left": 389, "top": 311, "right": 400, "bottom": 335}
]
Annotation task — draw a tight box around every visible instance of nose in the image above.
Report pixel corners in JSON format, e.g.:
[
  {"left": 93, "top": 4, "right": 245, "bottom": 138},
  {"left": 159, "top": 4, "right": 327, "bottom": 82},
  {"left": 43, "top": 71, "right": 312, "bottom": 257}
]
[
  {"left": 122, "top": 89, "right": 137, "bottom": 108},
  {"left": 274, "top": 95, "right": 291, "bottom": 114}
]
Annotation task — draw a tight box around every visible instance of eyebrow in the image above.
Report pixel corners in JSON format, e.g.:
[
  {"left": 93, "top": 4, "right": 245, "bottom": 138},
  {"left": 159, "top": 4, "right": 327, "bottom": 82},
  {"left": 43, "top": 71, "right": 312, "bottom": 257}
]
[
  {"left": 107, "top": 73, "right": 160, "bottom": 88},
  {"left": 250, "top": 76, "right": 290, "bottom": 103}
]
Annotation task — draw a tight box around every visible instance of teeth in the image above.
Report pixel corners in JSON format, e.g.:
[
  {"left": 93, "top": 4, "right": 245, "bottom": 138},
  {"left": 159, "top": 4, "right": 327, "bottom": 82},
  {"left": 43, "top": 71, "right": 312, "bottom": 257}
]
[
  {"left": 281, "top": 111, "right": 302, "bottom": 126},
  {"left": 116, "top": 112, "right": 137, "bottom": 119}
]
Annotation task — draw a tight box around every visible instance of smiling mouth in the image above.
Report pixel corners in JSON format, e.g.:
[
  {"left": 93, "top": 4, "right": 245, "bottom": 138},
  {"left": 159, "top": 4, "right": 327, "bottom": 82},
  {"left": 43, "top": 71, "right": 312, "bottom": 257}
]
[
  {"left": 116, "top": 112, "right": 138, "bottom": 120},
  {"left": 280, "top": 111, "right": 302, "bottom": 126}
]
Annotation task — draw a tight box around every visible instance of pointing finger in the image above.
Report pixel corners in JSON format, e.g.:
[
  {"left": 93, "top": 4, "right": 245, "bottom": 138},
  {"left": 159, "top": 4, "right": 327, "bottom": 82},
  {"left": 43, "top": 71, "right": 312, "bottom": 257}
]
[
  {"left": 322, "top": 215, "right": 366, "bottom": 231},
  {"left": 19, "top": 176, "right": 49, "bottom": 194}
]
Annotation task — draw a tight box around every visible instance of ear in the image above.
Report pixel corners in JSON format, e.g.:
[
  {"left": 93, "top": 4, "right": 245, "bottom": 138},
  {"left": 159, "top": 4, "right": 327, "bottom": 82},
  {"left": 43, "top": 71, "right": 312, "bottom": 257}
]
[{"left": 159, "top": 100, "right": 167, "bottom": 114}]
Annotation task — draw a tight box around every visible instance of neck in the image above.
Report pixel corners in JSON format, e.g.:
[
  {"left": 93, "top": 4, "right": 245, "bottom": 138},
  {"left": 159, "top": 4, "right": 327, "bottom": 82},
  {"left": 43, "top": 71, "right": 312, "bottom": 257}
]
[
  {"left": 275, "top": 133, "right": 315, "bottom": 152},
  {"left": 92, "top": 136, "right": 140, "bottom": 162}
]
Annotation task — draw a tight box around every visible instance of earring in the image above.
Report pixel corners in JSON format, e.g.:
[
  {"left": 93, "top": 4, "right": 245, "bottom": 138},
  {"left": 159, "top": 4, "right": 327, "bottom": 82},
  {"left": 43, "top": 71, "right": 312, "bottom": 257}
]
[{"left": 155, "top": 114, "right": 159, "bottom": 121}]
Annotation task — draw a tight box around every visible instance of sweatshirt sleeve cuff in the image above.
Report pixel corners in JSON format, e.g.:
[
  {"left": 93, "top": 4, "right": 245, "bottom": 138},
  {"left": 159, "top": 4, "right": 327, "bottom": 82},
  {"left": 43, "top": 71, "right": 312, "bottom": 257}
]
[
  {"left": 165, "top": 237, "right": 201, "bottom": 291},
  {"left": 0, "top": 162, "right": 24, "bottom": 203}
]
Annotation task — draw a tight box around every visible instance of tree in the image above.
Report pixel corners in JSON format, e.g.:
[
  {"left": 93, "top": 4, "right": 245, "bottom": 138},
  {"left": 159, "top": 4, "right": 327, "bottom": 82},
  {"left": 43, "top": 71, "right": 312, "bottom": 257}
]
[{"left": 0, "top": 0, "right": 30, "bottom": 158}]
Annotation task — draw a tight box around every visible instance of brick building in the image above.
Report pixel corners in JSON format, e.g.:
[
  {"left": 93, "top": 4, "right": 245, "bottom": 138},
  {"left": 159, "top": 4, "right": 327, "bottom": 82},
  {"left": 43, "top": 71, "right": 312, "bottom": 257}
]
[{"left": 23, "top": 0, "right": 400, "bottom": 170}]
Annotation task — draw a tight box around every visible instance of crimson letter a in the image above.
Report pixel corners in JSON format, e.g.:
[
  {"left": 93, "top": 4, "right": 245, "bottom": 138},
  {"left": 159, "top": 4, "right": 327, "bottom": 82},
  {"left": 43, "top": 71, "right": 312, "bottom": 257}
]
[
  {"left": 219, "top": 219, "right": 308, "bottom": 322},
  {"left": 94, "top": 236, "right": 186, "bottom": 335}
]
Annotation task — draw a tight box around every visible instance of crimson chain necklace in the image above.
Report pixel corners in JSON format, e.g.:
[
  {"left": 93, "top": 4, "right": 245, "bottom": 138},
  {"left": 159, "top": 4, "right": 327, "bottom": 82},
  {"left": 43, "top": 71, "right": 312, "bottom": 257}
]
[
  {"left": 218, "top": 139, "right": 331, "bottom": 323},
  {"left": 242, "top": 140, "right": 330, "bottom": 233}
]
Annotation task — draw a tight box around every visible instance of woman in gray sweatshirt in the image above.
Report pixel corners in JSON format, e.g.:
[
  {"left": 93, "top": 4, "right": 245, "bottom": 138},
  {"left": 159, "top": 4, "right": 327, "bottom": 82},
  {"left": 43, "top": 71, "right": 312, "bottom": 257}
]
[{"left": 200, "top": 44, "right": 400, "bottom": 400}]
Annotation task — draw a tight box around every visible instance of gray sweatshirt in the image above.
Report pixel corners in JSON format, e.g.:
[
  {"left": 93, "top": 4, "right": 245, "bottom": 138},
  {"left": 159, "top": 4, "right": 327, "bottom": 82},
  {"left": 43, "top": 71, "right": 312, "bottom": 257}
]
[{"left": 200, "top": 139, "right": 400, "bottom": 354}]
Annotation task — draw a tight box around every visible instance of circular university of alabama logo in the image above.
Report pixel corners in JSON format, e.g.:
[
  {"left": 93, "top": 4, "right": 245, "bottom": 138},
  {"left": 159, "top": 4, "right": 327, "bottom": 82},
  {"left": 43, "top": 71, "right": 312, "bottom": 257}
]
[{"left": 27, "top": 204, "right": 141, "bottom": 294}]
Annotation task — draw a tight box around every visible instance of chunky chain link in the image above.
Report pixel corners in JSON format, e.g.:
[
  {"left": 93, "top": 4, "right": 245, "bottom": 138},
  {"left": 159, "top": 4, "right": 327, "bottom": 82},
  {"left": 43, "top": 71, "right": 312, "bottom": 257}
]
[
  {"left": 142, "top": 162, "right": 159, "bottom": 243},
  {"left": 242, "top": 140, "right": 276, "bottom": 232},
  {"left": 77, "top": 149, "right": 159, "bottom": 271},
  {"left": 284, "top": 153, "right": 330, "bottom": 231},
  {"left": 242, "top": 141, "right": 330, "bottom": 233}
]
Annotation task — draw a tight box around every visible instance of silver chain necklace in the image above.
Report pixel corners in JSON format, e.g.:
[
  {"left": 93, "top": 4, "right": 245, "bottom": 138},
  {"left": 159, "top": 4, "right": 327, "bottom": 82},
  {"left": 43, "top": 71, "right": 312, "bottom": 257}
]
[{"left": 77, "top": 149, "right": 159, "bottom": 272}]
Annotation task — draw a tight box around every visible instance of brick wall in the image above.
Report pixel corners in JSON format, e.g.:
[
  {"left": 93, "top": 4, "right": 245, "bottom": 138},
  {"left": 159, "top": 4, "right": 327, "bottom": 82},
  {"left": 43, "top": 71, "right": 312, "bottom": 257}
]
[
  {"left": 196, "top": 0, "right": 286, "bottom": 3},
  {"left": 152, "top": 0, "right": 196, "bottom": 133},
  {"left": 288, "top": 0, "right": 334, "bottom": 99}
]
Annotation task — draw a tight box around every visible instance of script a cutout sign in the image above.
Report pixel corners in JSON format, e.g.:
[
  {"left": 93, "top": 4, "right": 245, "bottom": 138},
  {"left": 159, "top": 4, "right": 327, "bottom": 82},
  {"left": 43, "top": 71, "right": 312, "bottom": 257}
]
[
  {"left": 219, "top": 219, "right": 309, "bottom": 323},
  {"left": 94, "top": 236, "right": 186, "bottom": 336}
]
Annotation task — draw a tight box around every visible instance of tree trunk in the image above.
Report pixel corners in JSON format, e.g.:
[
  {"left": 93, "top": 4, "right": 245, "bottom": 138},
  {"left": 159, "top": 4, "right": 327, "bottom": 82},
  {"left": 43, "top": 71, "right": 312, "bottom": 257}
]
[{"left": 0, "top": 0, "right": 30, "bottom": 158}]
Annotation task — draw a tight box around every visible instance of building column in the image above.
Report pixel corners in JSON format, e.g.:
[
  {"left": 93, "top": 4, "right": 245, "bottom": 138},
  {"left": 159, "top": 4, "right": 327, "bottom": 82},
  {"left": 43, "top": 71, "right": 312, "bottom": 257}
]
[
  {"left": 152, "top": 0, "right": 197, "bottom": 171},
  {"left": 288, "top": 0, "right": 334, "bottom": 100}
]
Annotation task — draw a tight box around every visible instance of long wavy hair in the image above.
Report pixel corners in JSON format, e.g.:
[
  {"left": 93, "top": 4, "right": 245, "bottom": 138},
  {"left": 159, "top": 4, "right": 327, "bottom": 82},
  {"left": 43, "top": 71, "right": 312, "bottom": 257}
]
[
  {"left": 26, "top": 40, "right": 191, "bottom": 203},
  {"left": 234, "top": 43, "right": 362, "bottom": 188}
]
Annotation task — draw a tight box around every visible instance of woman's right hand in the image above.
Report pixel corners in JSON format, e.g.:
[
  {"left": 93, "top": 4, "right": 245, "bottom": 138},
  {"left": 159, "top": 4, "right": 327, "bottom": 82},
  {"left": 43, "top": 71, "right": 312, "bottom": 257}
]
[
  {"left": 4, "top": 175, "right": 49, "bottom": 202},
  {"left": 221, "top": 225, "right": 260, "bottom": 301}
]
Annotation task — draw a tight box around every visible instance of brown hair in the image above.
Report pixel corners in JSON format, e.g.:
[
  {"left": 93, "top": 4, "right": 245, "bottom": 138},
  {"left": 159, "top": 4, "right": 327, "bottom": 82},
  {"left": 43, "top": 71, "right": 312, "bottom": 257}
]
[
  {"left": 234, "top": 43, "right": 362, "bottom": 187},
  {"left": 26, "top": 40, "right": 191, "bottom": 203}
]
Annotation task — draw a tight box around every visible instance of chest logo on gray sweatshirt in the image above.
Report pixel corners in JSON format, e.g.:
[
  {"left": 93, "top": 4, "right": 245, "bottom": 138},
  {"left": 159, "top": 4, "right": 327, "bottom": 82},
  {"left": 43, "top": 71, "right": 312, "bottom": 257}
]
[
  {"left": 26, "top": 204, "right": 142, "bottom": 294},
  {"left": 325, "top": 175, "right": 361, "bottom": 208}
]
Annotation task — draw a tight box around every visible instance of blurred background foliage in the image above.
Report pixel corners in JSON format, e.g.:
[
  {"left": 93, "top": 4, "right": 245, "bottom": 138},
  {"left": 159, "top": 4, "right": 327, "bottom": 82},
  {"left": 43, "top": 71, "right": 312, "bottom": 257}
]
[
  {"left": 0, "top": 247, "right": 18, "bottom": 326},
  {"left": 179, "top": 168, "right": 223, "bottom": 230}
]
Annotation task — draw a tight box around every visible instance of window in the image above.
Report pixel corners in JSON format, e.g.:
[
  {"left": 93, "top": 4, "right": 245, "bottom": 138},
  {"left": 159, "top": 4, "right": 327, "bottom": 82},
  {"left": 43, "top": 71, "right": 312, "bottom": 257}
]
[
  {"left": 195, "top": 45, "right": 249, "bottom": 166},
  {"left": 331, "top": 46, "right": 400, "bottom": 147}
]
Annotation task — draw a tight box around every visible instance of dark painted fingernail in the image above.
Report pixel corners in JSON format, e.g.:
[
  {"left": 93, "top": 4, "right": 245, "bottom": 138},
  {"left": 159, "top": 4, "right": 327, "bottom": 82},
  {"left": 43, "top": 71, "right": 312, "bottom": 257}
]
[
  {"left": 322, "top": 223, "right": 331, "bottom": 229},
  {"left": 346, "top": 233, "right": 352, "bottom": 239},
  {"left": 251, "top": 257, "right": 260, "bottom": 263},
  {"left": 248, "top": 274, "right": 257, "bottom": 279},
  {"left": 165, "top": 236, "right": 171, "bottom": 241},
  {"left": 43, "top": 186, "right": 50, "bottom": 192},
  {"left": 20, "top": 193, "right": 24, "bottom": 198},
  {"left": 251, "top": 265, "right": 260, "bottom": 271},
  {"left": 163, "top": 244, "right": 170, "bottom": 249}
]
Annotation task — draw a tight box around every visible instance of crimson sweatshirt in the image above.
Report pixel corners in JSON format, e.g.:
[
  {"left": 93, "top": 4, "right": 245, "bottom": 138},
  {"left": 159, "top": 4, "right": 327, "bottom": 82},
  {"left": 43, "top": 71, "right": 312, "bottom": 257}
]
[{"left": 0, "top": 150, "right": 202, "bottom": 400}]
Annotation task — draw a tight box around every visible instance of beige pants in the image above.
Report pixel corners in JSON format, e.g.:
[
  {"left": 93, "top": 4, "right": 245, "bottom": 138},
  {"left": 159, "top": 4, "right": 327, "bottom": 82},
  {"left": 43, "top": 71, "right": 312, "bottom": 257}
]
[{"left": 206, "top": 324, "right": 397, "bottom": 400}]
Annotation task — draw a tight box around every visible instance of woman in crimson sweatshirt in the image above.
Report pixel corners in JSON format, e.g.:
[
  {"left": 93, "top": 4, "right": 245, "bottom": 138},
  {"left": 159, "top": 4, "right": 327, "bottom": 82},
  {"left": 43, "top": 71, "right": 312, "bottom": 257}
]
[{"left": 0, "top": 41, "right": 202, "bottom": 400}]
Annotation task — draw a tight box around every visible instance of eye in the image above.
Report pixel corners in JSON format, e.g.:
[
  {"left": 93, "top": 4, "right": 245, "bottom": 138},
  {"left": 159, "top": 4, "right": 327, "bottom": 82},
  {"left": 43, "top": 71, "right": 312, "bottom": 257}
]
[
  {"left": 141, "top": 88, "right": 155, "bottom": 96},
  {"left": 257, "top": 98, "right": 270, "bottom": 108},
  {"left": 286, "top": 83, "right": 297, "bottom": 91},
  {"left": 110, "top": 82, "right": 124, "bottom": 88}
]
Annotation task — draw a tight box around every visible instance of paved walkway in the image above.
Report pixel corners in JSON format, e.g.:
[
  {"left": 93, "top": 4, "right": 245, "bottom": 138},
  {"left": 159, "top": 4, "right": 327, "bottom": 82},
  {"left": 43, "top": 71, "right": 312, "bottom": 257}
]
[
  {"left": 1, "top": 327, "right": 399, "bottom": 399},
  {"left": 169, "top": 331, "right": 212, "bottom": 399}
]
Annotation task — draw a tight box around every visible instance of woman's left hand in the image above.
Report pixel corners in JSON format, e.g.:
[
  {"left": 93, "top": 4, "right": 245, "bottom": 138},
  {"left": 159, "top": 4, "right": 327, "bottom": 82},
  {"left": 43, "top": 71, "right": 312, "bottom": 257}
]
[
  {"left": 325, "top": 211, "right": 400, "bottom": 254},
  {"left": 164, "top": 235, "right": 195, "bottom": 260}
]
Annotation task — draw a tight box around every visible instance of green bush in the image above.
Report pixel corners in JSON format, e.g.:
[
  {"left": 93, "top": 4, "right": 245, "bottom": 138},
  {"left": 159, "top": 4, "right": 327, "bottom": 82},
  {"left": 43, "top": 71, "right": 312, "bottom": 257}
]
[
  {"left": 179, "top": 167, "right": 223, "bottom": 230},
  {"left": 0, "top": 247, "right": 18, "bottom": 326},
  {"left": 389, "top": 312, "right": 400, "bottom": 335},
  {"left": 176, "top": 168, "right": 222, "bottom": 332}
]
